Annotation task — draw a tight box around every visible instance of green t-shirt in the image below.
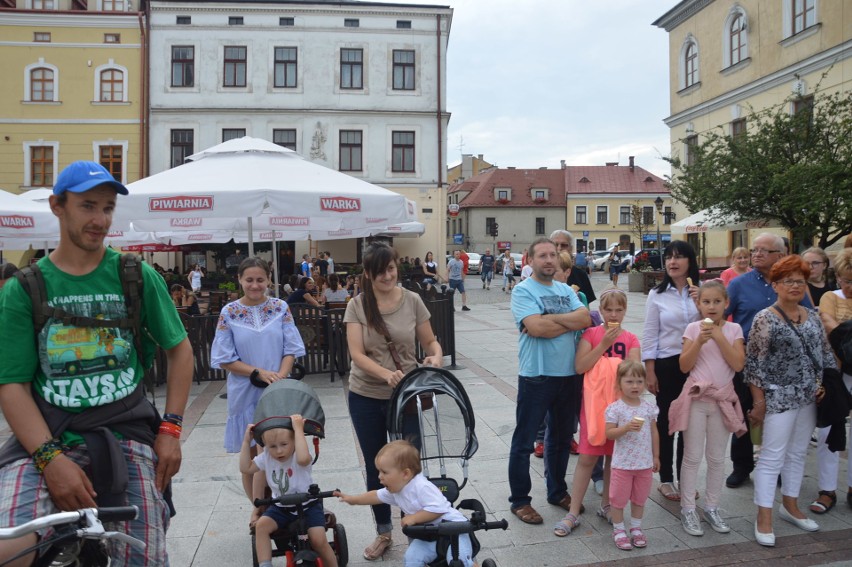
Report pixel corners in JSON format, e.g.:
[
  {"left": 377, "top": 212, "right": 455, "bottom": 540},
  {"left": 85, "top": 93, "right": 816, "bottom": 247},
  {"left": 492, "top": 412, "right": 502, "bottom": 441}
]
[{"left": 0, "top": 248, "right": 187, "bottom": 445}]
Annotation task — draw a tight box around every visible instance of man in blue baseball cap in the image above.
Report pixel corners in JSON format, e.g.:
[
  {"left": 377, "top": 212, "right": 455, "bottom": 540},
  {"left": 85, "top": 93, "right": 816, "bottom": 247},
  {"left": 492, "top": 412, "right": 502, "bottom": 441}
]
[{"left": 0, "top": 160, "right": 193, "bottom": 565}]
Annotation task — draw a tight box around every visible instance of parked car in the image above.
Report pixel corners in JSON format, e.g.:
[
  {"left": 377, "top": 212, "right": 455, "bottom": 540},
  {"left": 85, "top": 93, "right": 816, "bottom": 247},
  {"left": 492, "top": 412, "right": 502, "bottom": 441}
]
[
  {"left": 633, "top": 248, "right": 663, "bottom": 270},
  {"left": 511, "top": 253, "right": 523, "bottom": 276},
  {"left": 593, "top": 251, "right": 632, "bottom": 272},
  {"left": 589, "top": 250, "right": 610, "bottom": 271},
  {"left": 465, "top": 252, "right": 481, "bottom": 274}
]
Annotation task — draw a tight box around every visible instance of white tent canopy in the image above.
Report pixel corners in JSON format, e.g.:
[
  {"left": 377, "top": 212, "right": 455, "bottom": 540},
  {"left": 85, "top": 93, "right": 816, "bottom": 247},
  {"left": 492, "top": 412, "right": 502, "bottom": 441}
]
[{"left": 671, "top": 207, "right": 782, "bottom": 234}]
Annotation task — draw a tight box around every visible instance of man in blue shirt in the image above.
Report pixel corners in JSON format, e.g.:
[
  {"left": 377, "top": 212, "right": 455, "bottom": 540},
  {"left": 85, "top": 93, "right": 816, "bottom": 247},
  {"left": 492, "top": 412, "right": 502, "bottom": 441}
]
[
  {"left": 508, "top": 238, "right": 590, "bottom": 524},
  {"left": 447, "top": 251, "right": 470, "bottom": 311},
  {"left": 725, "top": 233, "right": 811, "bottom": 488}
]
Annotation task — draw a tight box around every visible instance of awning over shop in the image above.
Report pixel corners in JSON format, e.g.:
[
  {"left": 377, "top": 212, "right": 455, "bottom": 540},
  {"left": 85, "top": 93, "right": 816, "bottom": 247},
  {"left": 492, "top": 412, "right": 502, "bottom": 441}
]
[{"left": 671, "top": 208, "right": 782, "bottom": 233}]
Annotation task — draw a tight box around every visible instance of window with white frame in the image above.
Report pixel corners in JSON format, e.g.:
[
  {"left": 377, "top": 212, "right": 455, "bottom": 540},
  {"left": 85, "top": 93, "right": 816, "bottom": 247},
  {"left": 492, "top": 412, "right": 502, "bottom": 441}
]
[
  {"left": 100, "top": 0, "right": 125, "bottom": 10},
  {"left": 274, "top": 47, "right": 297, "bottom": 88},
  {"left": 792, "top": 0, "right": 816, "bottom": 35},
  {"left": 596, "top": 206, "right": 608, "bottom": 225},
  {"left": 99, "top": 69, "right": 123, "bottom": 102},
  {"left": 619, "top": 206, "right": 631, "bottom": 225},
  {"left": 31, "top": 0, "right": 56, "bottom": 9},
  {"left": 679, "top": 35, "right": 700, "bottom": 90},
  {"left": 685, "top": 134, "right": 698, "bottom": 167},
  {"left": 97, "top": 144, "right": 125, "bottom": 182},
  {"left": 94, "top": 61, "right": 127, "bottom": 103},
  {"left": 30, "top": 67, "right": 54, "bottom": 102},
  {"left": 643, "top": 206, "right": 654, "bottom": 225},
  {"left": 24, "top": 142, "right": 58, "bottom": 187},
  {"left": 575, "top": 206, "right": 587, "bottom": 224},
  {"left": 724, "top": 9, "right": 748, "bottom": 68}
]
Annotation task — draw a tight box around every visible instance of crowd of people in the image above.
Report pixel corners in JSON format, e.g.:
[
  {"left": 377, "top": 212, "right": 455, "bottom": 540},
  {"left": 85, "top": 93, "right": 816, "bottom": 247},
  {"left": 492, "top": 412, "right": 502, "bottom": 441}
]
[
  {"left": 505, "top": 229, "right": 852, "bottom": 554},
  {"left": 0, "top": 159, "right": 849, "bottom": 567}
]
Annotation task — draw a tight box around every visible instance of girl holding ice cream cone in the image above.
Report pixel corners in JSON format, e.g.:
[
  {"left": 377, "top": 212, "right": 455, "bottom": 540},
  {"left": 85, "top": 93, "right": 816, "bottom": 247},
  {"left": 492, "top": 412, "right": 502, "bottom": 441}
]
[
  {"left": 671, "top": 280, "right": 746, "bottom": 538},
  {"left": 604, "top": 360, "right": 659, "bottom": 551}
]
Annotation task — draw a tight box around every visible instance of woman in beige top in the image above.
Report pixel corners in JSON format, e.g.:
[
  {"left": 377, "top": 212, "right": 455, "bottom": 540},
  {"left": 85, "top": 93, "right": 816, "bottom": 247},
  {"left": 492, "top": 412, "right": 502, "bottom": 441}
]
[{"left": 343, "top": 242, "right": 442, "bottom": 561}]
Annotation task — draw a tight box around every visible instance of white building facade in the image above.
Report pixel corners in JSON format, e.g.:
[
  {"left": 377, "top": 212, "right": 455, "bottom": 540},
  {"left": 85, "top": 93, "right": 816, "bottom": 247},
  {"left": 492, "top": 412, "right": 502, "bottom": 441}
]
[{"left": 147, "top": 0, "right": 452, "bottom": 265}]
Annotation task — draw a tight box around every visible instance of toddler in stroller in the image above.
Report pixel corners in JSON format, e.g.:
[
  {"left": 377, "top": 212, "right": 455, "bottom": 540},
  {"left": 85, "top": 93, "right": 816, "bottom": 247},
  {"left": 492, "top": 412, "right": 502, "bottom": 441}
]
[
  {"left": 241, "top": 379, "right": 347, "bottom": 567},
  {"left": 338, "top": 367, "right": 506, "bottom": 567}
]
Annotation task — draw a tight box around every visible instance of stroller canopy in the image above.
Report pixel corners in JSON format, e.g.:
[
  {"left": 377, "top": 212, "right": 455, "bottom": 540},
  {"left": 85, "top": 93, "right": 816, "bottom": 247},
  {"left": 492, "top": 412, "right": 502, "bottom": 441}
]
[
  {"left": 387, "top": 366, "right": 478, "bottom": 460},
  {"left": 252, "top": 379, "right": 325, "bottom": 446}
]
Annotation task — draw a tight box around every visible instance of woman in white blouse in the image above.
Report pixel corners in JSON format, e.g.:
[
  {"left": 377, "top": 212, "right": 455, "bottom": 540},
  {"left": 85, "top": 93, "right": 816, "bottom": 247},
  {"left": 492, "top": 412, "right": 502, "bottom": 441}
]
[{"left": 641, "top": 241, "right": 701, "bottom": 501}]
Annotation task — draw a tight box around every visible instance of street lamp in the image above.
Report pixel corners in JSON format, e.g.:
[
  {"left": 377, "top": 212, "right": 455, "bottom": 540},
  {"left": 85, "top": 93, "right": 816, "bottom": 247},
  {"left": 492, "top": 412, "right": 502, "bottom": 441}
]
[{"left": 654, "top": 196, "right": 664, "bottom": 260}]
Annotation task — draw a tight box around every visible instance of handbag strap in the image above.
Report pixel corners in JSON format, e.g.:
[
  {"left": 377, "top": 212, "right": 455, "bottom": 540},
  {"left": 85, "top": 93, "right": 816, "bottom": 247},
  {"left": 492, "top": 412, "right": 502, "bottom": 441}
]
[
  {"left": 772, "top": 304, "right": 822, "bottom": 376},
  {"left": 384, "top": 333, "right": 404, "bottom": 372}
]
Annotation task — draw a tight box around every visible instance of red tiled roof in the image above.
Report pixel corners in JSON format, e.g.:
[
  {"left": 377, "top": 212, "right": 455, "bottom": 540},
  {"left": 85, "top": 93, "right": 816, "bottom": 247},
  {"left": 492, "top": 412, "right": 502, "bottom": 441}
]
[
  {"left": 566, "top": 165, "right": 667, "bottom": 194},
  {"left": 448, "top": 168, "right": 567, "bottom": 208},
  {"left": 448, "top": 165, "right": 668, "bottom": 208}
]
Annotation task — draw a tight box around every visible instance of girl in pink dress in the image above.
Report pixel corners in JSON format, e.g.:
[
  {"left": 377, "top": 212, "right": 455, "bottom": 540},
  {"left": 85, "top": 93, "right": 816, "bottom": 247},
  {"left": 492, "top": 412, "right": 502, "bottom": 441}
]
[
  {"left": 554, "top": 289, "right": 640, "bottom": 537},
  {"left": 605, "top": 360, "right": 660, "bottom": 550}
]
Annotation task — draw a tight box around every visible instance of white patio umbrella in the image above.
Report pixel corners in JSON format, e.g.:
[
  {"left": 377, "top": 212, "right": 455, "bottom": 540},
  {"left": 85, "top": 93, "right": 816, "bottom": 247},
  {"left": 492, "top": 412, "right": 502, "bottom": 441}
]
[
  {"left": 671, "top": 207, "right": 782, "bottom": 234},
  {"left": 118, "top": 137, "right": 417, "bottom": 245},
  {"left": 0, "top": 189, "right": 59, "bottom": 240}
]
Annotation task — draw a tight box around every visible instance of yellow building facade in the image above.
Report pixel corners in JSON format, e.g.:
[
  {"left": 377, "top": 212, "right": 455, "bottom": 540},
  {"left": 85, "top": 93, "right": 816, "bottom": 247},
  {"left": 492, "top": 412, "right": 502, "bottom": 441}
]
[
  {"left": 655, "top": 0, "right": 852, "bottom": 264},
  {"left": 0, "top": 2, "right": 144, "bottom": 194}
]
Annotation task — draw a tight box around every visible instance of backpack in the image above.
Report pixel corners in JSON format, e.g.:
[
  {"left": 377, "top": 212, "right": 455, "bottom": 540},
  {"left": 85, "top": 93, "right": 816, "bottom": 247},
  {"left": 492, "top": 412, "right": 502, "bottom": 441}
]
[{"left": 14, "top": 254, "right": 151, "bottom": 391}]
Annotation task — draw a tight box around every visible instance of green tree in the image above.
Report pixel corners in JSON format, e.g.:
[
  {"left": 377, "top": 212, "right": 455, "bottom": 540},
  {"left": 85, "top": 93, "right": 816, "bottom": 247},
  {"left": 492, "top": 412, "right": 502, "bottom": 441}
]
[
  {"left": 629, "top": 202, "right": 654, "bottom": 250},
  {"left": 665, "top": 90, "right": 852, "bottom": 249}
]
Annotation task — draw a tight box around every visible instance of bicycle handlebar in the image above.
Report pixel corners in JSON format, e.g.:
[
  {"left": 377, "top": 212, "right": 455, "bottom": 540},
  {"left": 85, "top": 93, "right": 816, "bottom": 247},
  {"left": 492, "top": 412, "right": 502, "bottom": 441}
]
[
  {"left": 0, "top": 506, "right": 139, "bottom": 540},
  {"left": 402, "top": 518, "right": 508, "bottom": 538},
  {"left": 254, "top": 487, "right": 337, "bottom": 508}
]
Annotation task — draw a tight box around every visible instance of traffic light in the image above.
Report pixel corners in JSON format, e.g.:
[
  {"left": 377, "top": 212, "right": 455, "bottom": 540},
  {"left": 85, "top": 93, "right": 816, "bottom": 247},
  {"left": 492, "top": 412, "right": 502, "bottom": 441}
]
[{"left": 490, "top": 223, "right": 499, "bottom": 237}]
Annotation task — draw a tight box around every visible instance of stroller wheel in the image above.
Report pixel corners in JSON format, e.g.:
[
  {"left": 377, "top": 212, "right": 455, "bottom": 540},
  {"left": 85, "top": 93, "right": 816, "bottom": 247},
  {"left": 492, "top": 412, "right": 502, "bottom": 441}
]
[
  {"left": 481, "top": 559, "right": 497, "bottom": 567},
  {"left": 332, "top": 523, "right": 349, "bottom": 566}
]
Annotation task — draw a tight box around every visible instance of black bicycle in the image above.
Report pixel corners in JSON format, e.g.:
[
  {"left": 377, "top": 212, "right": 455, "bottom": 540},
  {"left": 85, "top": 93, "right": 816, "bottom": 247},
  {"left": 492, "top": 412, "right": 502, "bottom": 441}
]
[
  {"left": 403, "top": 505, "right": 507, "bottom": 567},
  {"left": 252, "top": 484, "right": 347, "bottom": 567},
  {"left": 0, "top": 506, "right": 144, "bottom": 567}
]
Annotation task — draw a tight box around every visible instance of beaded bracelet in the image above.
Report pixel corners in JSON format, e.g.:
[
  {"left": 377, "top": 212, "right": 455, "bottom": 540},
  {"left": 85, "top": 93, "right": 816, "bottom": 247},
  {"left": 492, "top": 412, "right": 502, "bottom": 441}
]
[
  {"left": 158, "top": 422, "right": 182, "bottom": 439},
  {"left": 162, "top": 413, "right": 184, "bottom": 427},
  {"left": 32, "top": 440, "right": 65, "bottom": 474}
]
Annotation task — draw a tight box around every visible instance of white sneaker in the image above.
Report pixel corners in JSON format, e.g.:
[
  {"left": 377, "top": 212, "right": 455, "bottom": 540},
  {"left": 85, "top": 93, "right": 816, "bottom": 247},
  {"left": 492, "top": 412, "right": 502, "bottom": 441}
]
[{"left": 594, "top": 479, "right": 604, "bottom": 496}]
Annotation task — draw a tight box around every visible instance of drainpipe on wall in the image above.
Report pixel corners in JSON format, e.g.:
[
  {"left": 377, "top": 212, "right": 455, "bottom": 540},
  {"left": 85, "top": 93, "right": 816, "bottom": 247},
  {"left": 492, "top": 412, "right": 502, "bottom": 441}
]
[
  {"left": 137, "top": 10, "right": 146, "bottom": 180},
  {"left": 436, "top": 13, "right": 443, "bottom": 189}
]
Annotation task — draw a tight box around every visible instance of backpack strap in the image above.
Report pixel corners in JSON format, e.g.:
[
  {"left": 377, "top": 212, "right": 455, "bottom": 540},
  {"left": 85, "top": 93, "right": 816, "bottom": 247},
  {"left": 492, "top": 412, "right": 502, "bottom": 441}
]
[
  {"left": 14, "top": 264, "right": 49, "bottom": 332},
  {"left": 120, "top": 253, "right": 144, "bottom": 354}
]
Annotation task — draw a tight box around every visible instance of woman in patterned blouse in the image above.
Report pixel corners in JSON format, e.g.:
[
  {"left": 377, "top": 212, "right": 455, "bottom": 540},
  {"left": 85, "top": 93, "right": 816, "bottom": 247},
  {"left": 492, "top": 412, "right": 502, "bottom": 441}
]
[{"left": 745, "top": 255, "right": 836, "bottom": 546}]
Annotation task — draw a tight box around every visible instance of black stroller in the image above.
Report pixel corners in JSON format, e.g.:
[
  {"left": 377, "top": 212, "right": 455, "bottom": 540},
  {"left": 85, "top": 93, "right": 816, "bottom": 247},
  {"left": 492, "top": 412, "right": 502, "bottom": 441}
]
[
  {"left": 250, "top": 379, "right": 348, "bottom": 567},
  {"left": 387, "top": 367, "right": 507, "bottom": 567}
]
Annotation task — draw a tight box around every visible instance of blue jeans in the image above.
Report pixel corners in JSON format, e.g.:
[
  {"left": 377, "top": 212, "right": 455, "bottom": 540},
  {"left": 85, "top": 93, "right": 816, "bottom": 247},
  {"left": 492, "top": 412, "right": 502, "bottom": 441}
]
[
  {"left": 481, "top": 269, "right": 492, "bottom": 284},
  {"left": 508, "top": 374, "right": 581, "bottom": 509},
  {"left": 348, "top": 391, "right": 418, "bottom": 533}
]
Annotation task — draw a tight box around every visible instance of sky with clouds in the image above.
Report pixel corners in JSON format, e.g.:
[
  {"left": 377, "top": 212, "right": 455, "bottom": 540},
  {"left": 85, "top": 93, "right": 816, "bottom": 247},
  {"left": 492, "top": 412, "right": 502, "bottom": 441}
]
[{"left": 400, "top": 0, "right": 675, "bottom": 178}]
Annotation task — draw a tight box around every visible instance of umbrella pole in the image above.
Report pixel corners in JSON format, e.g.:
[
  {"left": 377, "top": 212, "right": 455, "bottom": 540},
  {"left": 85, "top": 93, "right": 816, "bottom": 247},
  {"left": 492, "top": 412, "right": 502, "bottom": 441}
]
[
  {"left": 247, "top": 216, "right": 255, "bottom": 257},
  {"left": 272, "top": 232, "right": 279, "bottom": 298}
]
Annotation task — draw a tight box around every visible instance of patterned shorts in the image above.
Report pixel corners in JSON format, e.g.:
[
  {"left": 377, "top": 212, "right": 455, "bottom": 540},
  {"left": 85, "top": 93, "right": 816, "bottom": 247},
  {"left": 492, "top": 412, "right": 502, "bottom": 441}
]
[{"left": 0, "top": 440, "right": 170, "bottom": 566}]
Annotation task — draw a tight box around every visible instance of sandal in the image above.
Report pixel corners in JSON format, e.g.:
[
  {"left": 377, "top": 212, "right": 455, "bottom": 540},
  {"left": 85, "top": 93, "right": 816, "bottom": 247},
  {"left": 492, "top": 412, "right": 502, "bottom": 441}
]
[
  {"left": 511, "top": 504, "right": 543, "bottom": 525},
  {"left": 553, "top": 513, "right": 580, "bottom": 537},
  {"left": 630, "top": 527, "right": 647, "bottom": 548},
  {"left": 596, "top": 504, "right": 612, "bottom": 524},
  {"left": 363, "top": 533, "right": 392, "bottom": 561},
  {"left": 809, "top": 490, "right": 837, "bottom": 514},
  {"left": 658, "top": 482, "right": 680, "bottom": 502},
  {"left": 613, "top": 528, "right": 633, "bottom": 550}
]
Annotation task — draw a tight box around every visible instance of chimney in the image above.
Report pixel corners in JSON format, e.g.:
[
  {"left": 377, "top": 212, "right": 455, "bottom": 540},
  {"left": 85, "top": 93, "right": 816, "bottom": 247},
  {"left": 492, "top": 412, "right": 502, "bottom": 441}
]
[
  {"left": 560, "top": 160, "right": 566, "bottom": 169},
  {"left": 629, "top": 156, "right": 635, "bottom": 171},
  {"left": 605, "top": 162, "right": 618, "bottom": 167},
  {"left": 477, "top": 154, "right": 483, "bottom": 161}
]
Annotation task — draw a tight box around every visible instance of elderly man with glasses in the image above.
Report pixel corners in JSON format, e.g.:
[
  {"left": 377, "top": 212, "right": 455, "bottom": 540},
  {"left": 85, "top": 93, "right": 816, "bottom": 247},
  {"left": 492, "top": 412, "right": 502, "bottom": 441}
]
[{"left": 724, "top": 233, "right": 813, "bottom": 488}]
